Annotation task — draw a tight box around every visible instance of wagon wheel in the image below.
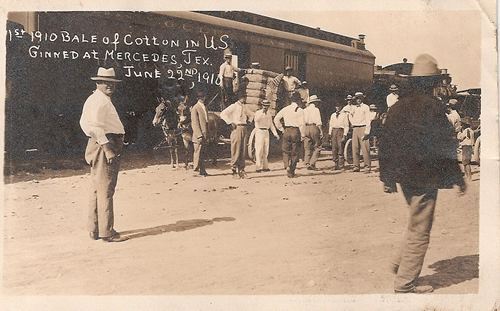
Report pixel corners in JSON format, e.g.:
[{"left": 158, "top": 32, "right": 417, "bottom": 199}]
[
  {"left": 247, "top": 128, "right": 257, "bottom": 162},
  {"left": 344, "top": 138, "right": 353, "bottom": 164}
]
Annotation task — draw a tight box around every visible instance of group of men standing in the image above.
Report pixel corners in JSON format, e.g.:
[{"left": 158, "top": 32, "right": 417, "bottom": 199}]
[{"left": 79, "top": 53, "right": 468, "bottom": 296}]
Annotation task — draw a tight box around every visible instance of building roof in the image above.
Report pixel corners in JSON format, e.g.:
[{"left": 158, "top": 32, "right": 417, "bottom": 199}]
[{"left": 197, "top": 11, "right": 356, "bottom": 47}]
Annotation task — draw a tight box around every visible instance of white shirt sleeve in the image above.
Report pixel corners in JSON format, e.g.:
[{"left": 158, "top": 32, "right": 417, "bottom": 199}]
[
  {"left": 220, "top": 103, "right": 235, "bottom": 125},
  {"left": 273, "top": 108, "right": 285, "bottom": 132}
]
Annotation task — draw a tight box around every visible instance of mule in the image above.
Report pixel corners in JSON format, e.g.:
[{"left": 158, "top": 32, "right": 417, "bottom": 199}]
[
  {"left": 153, "top": 96, "right": 225, "bottom": 169},
  {"left": 152, "top": 97, "right": 183, "bottom": 168}
]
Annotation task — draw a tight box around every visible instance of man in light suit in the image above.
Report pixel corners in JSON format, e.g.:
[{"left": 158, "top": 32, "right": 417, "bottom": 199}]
[{"left": 191, "top": 88, "right": 209, "bottom": 176}]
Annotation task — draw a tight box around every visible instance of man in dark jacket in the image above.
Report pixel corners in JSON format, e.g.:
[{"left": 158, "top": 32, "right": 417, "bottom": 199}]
[{"left": 378, "top": 54, "right": 466, "bottom": 294}]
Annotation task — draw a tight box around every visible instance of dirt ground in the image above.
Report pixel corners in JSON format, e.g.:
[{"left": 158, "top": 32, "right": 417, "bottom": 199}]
[{"left": 2, "top": 151, "right": 479, "bottom": 295}]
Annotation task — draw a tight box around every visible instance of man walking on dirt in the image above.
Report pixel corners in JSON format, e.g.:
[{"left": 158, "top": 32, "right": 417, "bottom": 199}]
[
  {"left": 274, "top": 92, "right": 305, "bottom": 178},
  {"left": 379, "top": 54, "right": 466, "bottom": 294},
  {"left": 303, "top": 95, "right": 323, "bottom": 170},
  {"left": 80, "top": 67, "right": 128, "bottom": 242},
  {"left": 191, "top": 88, "right": 210, "bottom": 177},
  {"left": 221, "top": 91, "right": 250, "bottom": 179}
]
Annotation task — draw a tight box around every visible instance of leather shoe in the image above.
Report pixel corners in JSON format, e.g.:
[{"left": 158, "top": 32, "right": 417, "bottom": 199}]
[
  {"left": 89, "top": 232, "right": 99, "bottom": 240},
  {"left": 395, "top": 285, "right": 434, "bottom": 294},
  {"left": 102, "top": 233, "right": 129, "bottom": 243},
  {"left": 263, "top": 168, "right": 271, "bottom": 172}
]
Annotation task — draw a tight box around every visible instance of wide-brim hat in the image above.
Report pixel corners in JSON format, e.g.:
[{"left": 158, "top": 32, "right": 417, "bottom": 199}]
[
  {"left": 448, "top": 98, "right": 458, "bottom": 105},
  {"left": 302, "top": 81, "right": 308, "bottom": 85},
  {"left": 345, "top": 95, "right": 353, "bottom": 101},
  {"left": 389, "top": 84, "right": 399, "bottom": 91},
  {"left": 354, "top": 92, "right": 365, "bottom": 98},
  {"left": 91, "top": 67, "right": 121, "bottom": 82},
  {"left": 411, "top": 54, "right": 440, "bottom": 77},
  {"left": 224, "top": 53, "right": 232, "bottom": 58},
  {"left": 307, "top": 95, "right": 321, "bottom": 104},
  {"left": 285, "top": 66, "right": 293, "bottom": 71},
  {"left": 369, "top": 104, "right": 377, "bottom": 110},
  {"left": 261, "top": 100, "right": 271, "bottom": 106}
]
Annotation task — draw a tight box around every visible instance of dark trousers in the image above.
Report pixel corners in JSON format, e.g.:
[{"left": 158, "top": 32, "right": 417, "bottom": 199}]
[
  {"left": 331, "top": 128, "right": 345, "bottom": 167},
  {"left": 392, "top": 185, "right": 438, "bottom": 292},
  {"left": 282, "top": 127, "right": 301, "bottom": 172},
  {"left": 222, "top": 77, "right": 234, "bottom": 104},
  {"left": 230, "top": 125, "right": 247, "bottom": 171},
  {"left": 303, "top": 125, "right": 321, "bottom": 166},
  {"left": 85, "top": 135, "right": 123, "bottom": 238}
]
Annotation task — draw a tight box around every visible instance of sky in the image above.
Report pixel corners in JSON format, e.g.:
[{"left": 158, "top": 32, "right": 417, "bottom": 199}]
[{"left": 253, "top": 10, "right": 481, "bottom": 90}]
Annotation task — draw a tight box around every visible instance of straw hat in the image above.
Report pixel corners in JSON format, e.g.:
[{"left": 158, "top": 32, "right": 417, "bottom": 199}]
[
  {"left": 345, "top": 94, "right": 353, "bottom": 101},
  {"left": 307, "top": 95, "right": 322, "bottom": 104},
  {"left": 91, "top": 67, "right": 121, "bottom": 82},
  {"left": 411, "top": 54, "right": 440, "bottom": 77},
  {"left": 354, "top": 92, "right": 365, "bottom": 98},
  {"left": 389, "top": 84, "right": 399, "bottom": 91}
]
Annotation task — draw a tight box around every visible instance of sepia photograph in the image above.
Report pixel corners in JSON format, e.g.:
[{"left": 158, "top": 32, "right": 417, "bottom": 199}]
[{"left": 1, "top": 1, "right": 498, "bottom": 310}]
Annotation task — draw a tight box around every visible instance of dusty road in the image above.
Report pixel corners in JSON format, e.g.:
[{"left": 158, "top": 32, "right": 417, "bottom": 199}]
[{"left": 2, "top": 153, "right": 479, "bottom": 295}]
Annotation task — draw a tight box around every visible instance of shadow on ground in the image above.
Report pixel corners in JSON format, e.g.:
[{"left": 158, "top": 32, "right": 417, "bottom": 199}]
[
  {"left": 119, "top": 217, "right": 236, "bottom": 240},
  {"left": 418, "top": 254, "right": 479, "bottom": 290}
]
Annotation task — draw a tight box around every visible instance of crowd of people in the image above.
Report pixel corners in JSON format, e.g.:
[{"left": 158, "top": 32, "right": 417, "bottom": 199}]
[{"left": 79, "top": 53, "right": 475, "bottom": 295}]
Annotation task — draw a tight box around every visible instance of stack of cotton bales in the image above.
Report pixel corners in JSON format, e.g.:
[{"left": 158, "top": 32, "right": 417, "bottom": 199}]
[{"left": 240, "top": 69, "right": 283, "bottom": 119}]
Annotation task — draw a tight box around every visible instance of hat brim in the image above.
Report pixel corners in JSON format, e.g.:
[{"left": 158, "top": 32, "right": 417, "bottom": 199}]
[
  {"left": 91, "top": 77, "right": 122, "bottom": 82},
  {"left": 308, "top": 99, "right": 322, "bottom": 104}
]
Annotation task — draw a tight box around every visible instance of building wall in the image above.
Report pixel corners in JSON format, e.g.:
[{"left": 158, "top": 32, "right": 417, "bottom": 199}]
[{"left": 249, "top": 44, "right": 284, "bottom": 73}]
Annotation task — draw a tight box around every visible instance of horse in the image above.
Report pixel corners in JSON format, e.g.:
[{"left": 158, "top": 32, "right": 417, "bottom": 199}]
[{"left": 153, "top": 95, "right": 226, "bottom": 169}]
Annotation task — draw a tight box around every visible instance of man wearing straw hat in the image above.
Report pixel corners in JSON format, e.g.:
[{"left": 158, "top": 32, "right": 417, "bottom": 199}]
[
  {"left": 282, "top": 66, "right": 301, "bottom": 105},
  {"left": 221, "top": 89, "right": 250, "bottom": 179},
  {"left": 254, "top": 99, "right": 279, "bottom": 172},
  {"left": 274, "top": 92, "right": 305, "bottom": 178},
  {"left": 348, "top": 92, "right": 372, "bottom": 173},
  {"left": 379, "top": 54, "right": 466, "bottom": 294},
  {"left": 218, "top": 52, "right": 241, "bottom": 104},
  {"left": 386, "top": 84, "right": 399, "bottom": 110},
  {"left": 303, "top": 95, "right": 323, "bottom": 170},
  {"left": 80, "top": 67, "right": 128, "bottom": 242}
]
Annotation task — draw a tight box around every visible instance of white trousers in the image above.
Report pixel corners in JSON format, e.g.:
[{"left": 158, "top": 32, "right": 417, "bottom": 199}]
[{"left": 255, "top": 129, "right": 270, "bottom": 170}]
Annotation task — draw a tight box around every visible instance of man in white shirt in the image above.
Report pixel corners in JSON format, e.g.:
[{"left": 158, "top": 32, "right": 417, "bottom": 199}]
[
  {"left": 386, "top": 84, "right": 399, "bottom": 110},
  {"left": 348, "top": 92, "right": 372, "bottom": 172},
  {"left": 80, "top": 67, "right": 128, "bottom": 243},
  {"left": 274, "top": 92, "right": 305, "bottom": 178},
  {"left": 329, "top": 101, "right": 350, "bottom": 170},
  {"left": 254, "top": 100, "right": 279, "bottom": 172},
  {"left": 218, "top": 53, "right": 240, "bottom": 104},
  {"left": 446, "top": 100, "right": 461, "bottom": 133},
  {"left": 282, "top": 66, "right": 301, "bottom": 105},
  {"left": 341, "top": 94, "right": 354, "bottom": 114},
  {"left": 220, "top": 92, "right": 249, "bottom": 178},
  {"left": 303, "top": 95, "right": 323, "bottom": 170}
]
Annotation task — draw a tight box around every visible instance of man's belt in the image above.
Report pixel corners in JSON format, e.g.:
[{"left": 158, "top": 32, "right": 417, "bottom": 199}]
[
  {"left": 284, "top": 126, "right": 299, "bottom": 129},
  {"left": 236, "top": 124, "right": 247, "bottom": 126},
  {"left": 106, "top": 133, "right": 125, "bottom": 138},
  {"left": 305, "top": 123, "right": 318, "bottom": 126},
  {"left": 352, "top": 125, "right": 366, "bottom": 128},
  {"left": 258, "top": 128, "right": 269, "bottom": 130}
]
